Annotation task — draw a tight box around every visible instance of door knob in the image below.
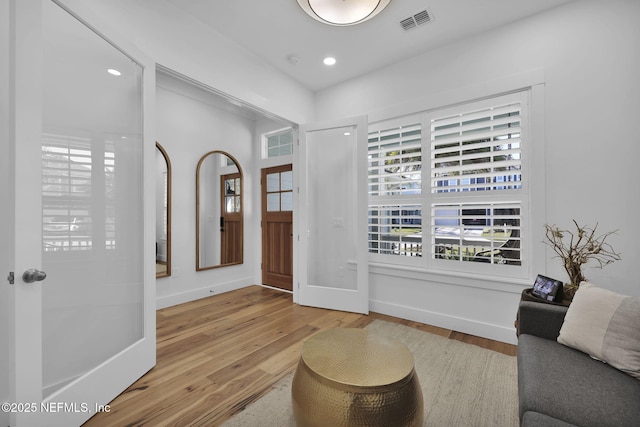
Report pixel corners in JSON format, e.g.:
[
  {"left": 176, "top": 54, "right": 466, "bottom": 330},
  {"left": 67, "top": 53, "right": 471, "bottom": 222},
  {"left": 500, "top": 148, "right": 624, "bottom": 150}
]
[{"left": 22, "top": 269, "right": 47, "bottom": 283}]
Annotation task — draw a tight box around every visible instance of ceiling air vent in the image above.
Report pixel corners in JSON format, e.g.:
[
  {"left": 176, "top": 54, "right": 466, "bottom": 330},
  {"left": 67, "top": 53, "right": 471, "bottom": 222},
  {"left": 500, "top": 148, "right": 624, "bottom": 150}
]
[{"left": 400, "top": 9, "right": 432, "bottom": 31}]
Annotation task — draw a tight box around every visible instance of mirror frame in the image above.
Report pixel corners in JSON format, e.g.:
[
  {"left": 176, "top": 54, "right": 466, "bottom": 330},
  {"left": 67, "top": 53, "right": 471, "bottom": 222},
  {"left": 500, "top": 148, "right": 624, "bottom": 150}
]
[
  {"left": 196, "top": 150, "right": 244, "bottom": 271},
  {"left": 156, "top": 142, "right": 172, "bottom": 278}
]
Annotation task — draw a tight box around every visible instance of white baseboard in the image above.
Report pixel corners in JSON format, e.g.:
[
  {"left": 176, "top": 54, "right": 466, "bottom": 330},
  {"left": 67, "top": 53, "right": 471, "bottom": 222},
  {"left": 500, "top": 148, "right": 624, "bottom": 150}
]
[
  {"left": 156, "top": 278, "right": 253, "bottom": 309},
  {"left": 158, "top": 283, "right": 518, "bottom": 344},
  {"left": 370, "top": 298, "right": 518, "bottom": 345}
]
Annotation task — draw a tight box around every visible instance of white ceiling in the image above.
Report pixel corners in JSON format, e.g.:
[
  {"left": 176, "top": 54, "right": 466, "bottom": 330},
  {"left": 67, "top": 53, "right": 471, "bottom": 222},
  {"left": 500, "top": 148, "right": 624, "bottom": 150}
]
[{"left": 165, "top": 0, "right": 574, "bottom": 92}]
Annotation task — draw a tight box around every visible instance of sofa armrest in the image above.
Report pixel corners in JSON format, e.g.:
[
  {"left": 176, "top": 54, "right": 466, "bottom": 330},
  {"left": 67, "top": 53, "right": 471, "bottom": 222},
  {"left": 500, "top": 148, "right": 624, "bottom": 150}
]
[{"left": 517, "top": 301, "right": 568, "bottom": 341}]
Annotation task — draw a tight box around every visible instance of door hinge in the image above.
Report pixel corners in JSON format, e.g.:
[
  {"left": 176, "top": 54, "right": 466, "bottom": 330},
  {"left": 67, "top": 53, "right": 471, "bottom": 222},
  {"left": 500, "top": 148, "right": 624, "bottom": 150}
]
[{"left": 7, "top": 271, "right": 14, "bottom": 285}]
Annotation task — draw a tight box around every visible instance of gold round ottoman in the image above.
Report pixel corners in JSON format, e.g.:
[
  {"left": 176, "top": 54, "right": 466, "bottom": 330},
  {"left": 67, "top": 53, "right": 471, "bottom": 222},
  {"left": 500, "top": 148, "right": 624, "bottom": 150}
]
[{"left": 291, "top": 328, "right": 423, "bottom": 427}]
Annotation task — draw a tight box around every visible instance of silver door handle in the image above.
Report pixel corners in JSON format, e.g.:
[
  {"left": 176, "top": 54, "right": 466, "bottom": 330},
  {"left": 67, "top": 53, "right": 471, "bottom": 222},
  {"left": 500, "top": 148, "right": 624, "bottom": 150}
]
[{"left": 22, "top": 269, "right": 47, "bottom": 283}]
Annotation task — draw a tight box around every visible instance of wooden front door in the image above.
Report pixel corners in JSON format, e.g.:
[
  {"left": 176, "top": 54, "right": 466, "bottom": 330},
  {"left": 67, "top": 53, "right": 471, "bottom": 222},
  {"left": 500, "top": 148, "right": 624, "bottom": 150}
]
[
  {"left": 262, "top": 165, "right": 293, "bottom": 291},
  {"left": 221, "top": 172, "right": 242, "bottom": 265}
]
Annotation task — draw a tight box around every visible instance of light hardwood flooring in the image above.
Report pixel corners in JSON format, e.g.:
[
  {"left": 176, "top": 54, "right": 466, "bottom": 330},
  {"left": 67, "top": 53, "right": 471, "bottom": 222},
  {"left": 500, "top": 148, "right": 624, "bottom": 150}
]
[{"left": 83, "top": 285, "right": 516, "bottom": 426}]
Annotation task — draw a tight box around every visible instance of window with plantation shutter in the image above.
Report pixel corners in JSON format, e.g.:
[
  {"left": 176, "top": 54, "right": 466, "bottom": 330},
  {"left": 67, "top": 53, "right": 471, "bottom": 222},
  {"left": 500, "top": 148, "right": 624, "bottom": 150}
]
[
  {"left": 368, "top": 123, "right": 422, "bottom": 197},
  {"left": 431, "top": 202, "right": 521, "bottom": 265},
  {"left": 429, "top": 93, "right": 525, "bottom": 266},
  {"left": 431, "top": 102, "right": 521, "bottom": 193},
  {"left": 368, "top": 204, "right": 422, "bottom": 257},
  {"left": 368, "top": 122, "right": 423, "bottom": 259},
  {"left": 367, "top": 90, "right": 529, "bottom": 272}
]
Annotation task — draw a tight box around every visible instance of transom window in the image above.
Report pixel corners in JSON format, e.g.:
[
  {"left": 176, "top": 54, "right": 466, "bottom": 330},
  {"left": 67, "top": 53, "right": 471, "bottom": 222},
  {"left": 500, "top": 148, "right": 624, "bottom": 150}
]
[{"left": 264, "top": 128, "right": 293, "bottom": 159}]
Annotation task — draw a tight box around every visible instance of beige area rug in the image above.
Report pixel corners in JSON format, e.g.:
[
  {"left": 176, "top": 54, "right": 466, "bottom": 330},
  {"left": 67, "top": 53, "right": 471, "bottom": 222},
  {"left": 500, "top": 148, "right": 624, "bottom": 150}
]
[{"left": 223, "top": 320, "right": 518, "bottom": 427}]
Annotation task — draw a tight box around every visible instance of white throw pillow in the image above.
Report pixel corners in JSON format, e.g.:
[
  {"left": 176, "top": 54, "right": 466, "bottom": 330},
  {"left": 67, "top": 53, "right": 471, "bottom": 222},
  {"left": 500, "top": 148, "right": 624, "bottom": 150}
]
[{"left": 557, "top": 282, "right": 640, "bottom": 380}]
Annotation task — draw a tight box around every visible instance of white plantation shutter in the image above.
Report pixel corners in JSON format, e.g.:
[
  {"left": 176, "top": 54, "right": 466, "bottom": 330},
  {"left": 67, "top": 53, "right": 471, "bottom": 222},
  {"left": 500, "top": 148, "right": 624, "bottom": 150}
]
[
  {"left": 431, "top": 102, "right": 521, "bottom": 193},
  {"left": 368, "top": 123, "right": 422, "bottom": 196},
  {"left": 428, "top": 92, "right": 526, "bottom": 267},
  {"left": 367, "top": 90, "right": 528, "bottom": 269},
  {"left": 431, "top": 201, "right": 521, "bottom": 265},
  {"left": 368, "top": 123, "right": 423, "bottom": 259},
  {"left": 368, "top": 204, "right": 422, "bottom": 257}
]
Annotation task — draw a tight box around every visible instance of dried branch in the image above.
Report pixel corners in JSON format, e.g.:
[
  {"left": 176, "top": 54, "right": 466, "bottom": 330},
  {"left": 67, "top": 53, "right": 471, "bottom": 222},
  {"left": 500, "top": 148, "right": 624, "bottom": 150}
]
[{"left": 543, "top": 220, "right": 621, "bottom": 288}]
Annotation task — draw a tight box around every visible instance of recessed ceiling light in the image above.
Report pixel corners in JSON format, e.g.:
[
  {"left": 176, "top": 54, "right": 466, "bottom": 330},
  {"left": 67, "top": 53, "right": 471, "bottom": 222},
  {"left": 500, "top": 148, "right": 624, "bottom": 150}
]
[
  {"left": 323, "top": 57, "right": 337, "bottom": 66},
  {"left": 107, "top": 68, "right": 122, "bottom": 76},
  {"left": 296, "top": 0, "right": 391, "bottom": 26}
]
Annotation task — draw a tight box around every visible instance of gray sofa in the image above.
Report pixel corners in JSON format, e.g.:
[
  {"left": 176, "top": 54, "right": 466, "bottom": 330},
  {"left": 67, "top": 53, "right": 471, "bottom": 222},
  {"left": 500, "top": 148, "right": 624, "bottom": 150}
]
[{"left": 516, "top": 301, "right": 640, "bottom": 427}]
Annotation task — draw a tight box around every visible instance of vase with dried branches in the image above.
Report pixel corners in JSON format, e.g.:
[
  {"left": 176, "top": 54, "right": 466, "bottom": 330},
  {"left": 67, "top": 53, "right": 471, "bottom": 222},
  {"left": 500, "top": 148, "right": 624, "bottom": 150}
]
[{"left": 544, "top": 220, "right": 621, "bottom": 298}]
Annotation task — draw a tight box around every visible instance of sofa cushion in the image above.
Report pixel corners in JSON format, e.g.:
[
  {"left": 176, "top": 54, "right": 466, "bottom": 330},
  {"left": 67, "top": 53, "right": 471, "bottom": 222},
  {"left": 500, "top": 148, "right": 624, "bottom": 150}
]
[
  {"left": 557, "top": 282, "right": 640, "bottom": 380},
  {"left": 518, "top": 334, "right": 640, "bottom": 427}
]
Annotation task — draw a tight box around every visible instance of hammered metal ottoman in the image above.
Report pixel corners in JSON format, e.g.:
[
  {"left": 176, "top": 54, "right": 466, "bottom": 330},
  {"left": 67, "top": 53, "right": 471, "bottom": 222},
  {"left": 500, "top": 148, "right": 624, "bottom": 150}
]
[{"left": 291, "top": 328, "right": 423, "bottom": 427}]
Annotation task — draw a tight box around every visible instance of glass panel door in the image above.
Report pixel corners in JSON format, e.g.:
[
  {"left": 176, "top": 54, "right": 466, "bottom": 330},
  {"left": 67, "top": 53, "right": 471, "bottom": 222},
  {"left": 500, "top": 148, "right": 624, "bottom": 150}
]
[
  {"left": 306, "top": 127, "right": 358, "bottom": 291},
  {"left": 42, "top": 0, "right": 147, "bottom": 401},
  {"left": 7, "top": 1, "right": 155, "bottom": 425},
  {"left": 295, "top": 117, "right": 369, "bottom": 314},
  {"left": 41, "top": 0, "right": 145, "bottom": 398}
]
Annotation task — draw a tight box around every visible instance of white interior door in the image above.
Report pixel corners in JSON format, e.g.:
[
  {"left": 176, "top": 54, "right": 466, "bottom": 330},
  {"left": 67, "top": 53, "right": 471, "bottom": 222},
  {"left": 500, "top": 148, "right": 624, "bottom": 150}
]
[
  {"left": 4, "top": 1, "right": 155, "bottom": 426},
  {"left": 294, "top": 116, "right": 369, "bottom": 314}
]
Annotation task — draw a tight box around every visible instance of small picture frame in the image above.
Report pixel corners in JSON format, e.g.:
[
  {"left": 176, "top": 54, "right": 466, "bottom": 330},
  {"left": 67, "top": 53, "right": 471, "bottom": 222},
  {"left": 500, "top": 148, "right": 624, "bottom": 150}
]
[{"left": 532, "top": 274, "right": 563, "bottom": 302}]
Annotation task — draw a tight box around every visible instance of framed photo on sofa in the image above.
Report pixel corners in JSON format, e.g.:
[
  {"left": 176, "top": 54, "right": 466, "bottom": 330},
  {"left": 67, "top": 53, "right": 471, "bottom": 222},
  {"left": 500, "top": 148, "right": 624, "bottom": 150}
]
[{"left": 532, "top": 274, "right": 563, "bottom": 302}]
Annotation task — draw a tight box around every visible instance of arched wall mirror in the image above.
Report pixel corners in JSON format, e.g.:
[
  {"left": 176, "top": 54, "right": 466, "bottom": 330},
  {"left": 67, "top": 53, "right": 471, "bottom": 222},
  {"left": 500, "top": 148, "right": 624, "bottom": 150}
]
[
  {"left": 156, "top": 142, "right": 172, "bottom": 278},
  {"left": 196, "top": 151, "right": 243, "bottom": 270}
]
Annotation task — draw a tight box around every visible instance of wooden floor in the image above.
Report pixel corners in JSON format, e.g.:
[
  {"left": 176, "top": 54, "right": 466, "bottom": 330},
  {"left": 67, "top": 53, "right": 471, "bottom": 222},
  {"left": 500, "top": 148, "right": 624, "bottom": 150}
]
[{"left": 83, "top": 285, "right": 516, "bottom": 426}]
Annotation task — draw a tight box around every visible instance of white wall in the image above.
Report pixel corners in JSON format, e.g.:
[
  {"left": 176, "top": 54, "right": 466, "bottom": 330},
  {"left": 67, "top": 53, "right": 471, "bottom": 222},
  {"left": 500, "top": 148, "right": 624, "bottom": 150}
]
[
  {"left": 154, "top": 73, "right": 291, "bottom": 307},
  {"left": 315, "top": 0, "right": 640, "bottom": 343},
  {"left": 154, "top": 73, "right": 257, "bottom": 307},
  {"left": 59, "top": 0, "right": 315, "bottom": 125}
]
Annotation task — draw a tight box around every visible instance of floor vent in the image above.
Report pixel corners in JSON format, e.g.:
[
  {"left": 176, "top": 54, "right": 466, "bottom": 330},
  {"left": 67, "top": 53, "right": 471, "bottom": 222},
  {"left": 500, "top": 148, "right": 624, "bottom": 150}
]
[{"left": 400, "top": 9, "right": 432, "bottom": 31}]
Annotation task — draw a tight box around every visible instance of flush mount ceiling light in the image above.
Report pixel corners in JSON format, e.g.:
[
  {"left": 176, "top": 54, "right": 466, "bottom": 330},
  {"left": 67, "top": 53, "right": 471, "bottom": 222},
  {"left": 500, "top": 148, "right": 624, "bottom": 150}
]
[
  {"left": 296, "top": 0, "right": 391, "bottom": 26},
  {"left": 323, "top": 56, "right": 337, "bottom": 66}
]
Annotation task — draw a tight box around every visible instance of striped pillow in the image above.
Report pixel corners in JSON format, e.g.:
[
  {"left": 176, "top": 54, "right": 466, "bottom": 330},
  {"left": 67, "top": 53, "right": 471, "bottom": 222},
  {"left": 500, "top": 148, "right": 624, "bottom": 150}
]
[{"left": 557, "top": 282, "right": 640, "bottom": 380}]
